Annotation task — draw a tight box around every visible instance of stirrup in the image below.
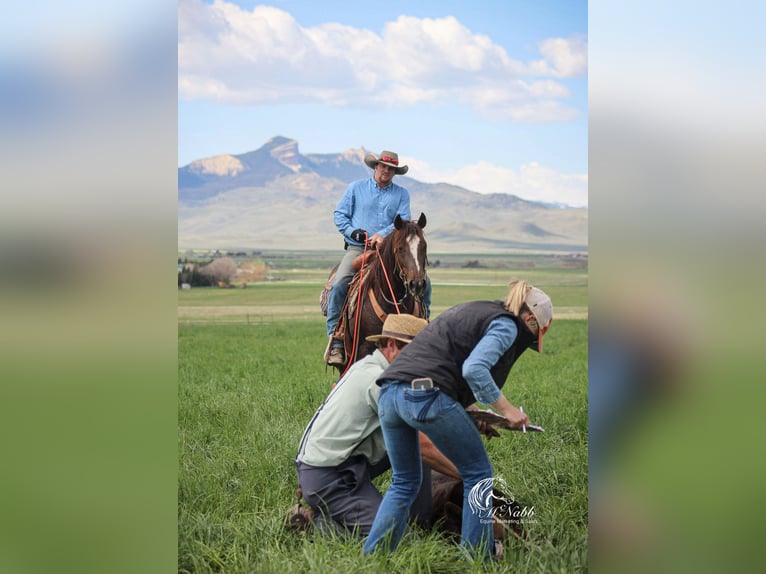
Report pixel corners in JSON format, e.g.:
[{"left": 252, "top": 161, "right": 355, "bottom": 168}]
[
  {"left": 322, "top": 336, "right": 334, "bottom": 362},
  {"left": 327, "top": 345, "right": 346, "bottom": 368}
]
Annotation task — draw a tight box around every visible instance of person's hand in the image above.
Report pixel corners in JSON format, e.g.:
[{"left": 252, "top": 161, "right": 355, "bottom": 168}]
[
  {"left": 465, "top": 404, "right": 501, "bottom": 439},
  {"left": 501, "top": 406, "right": 530, "bottom": 430},
  {"left": 368, "top": 233, "right": 384, "bottom": 247},
  {"left": 476, "top": 420, "right": 501, "bottom": 439},
  {"left": 350, "top": 229, "right": 367, "bottom": 243}
]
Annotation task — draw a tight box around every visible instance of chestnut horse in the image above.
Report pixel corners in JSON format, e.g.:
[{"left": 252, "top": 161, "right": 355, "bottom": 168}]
[{"left": 329, "top": 213, "right": 428, "bottom": 372}]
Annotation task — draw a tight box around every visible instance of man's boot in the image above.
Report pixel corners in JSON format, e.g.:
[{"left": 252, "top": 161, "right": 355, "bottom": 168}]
[{"left": 325, "top": 337, "right": 346, "bottom": 368}]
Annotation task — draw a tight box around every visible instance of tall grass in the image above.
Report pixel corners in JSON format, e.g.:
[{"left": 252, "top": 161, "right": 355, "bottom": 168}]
[{"left": 178, "top": 317, "right": 587, "bottom": 573}]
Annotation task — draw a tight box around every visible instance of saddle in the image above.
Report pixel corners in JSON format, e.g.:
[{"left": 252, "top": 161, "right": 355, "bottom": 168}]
[
  {"left": 319, "top": 252, "right": 375, "bottom": 317},
  {"left": 333, "top": 269, "right": 366, "bottom": 360}
]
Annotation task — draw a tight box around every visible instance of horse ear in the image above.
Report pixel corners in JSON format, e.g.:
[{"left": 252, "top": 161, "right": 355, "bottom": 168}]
[
  {"left": 417, "top": 212, "right": 427, "bottom": 229},
  {"left": 394, "top": 214, "right": 403, "bottom": 229}
]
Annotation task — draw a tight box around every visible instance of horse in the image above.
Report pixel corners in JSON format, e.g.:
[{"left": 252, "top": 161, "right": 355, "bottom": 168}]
[{"left": 324, "top": 213, "right": 428, "bottom": 373}]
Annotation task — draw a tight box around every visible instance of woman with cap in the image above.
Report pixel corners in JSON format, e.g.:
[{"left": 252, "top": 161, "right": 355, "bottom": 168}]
[
  {"left": 362, "top": 280, "right": 553, "bottom": 561},
  {"left": 325, "top": 150, "right": 431, "bottom": 368}
]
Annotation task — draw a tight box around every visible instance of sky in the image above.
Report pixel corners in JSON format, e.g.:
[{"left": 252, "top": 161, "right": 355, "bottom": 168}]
[{"left": 178, "top": 0, "right": 588, "bottom": 207}]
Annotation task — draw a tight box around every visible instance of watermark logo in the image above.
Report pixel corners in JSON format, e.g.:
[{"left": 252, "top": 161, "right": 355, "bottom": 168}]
[{"left": 467, "top": 476, "right": 536, "bottom": 525}]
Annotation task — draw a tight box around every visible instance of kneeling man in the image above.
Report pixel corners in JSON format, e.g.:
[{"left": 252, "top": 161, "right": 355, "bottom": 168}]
[{"left": 295, "top": 314, "right": 458, "bottom": 537}]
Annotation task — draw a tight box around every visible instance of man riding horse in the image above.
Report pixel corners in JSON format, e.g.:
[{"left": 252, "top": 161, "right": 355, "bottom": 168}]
[{"left": 325, "top": 149, "right": 431, "bottom": 368}]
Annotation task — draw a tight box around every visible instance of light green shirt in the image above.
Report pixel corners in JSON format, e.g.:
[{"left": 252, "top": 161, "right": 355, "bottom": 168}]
[{"left": 297, "top": 350, "right": 389, "bottom": 467}]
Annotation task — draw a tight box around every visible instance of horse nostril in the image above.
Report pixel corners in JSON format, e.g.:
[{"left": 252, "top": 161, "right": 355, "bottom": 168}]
[{"left": 410, "top": 279, "right": 425, "bottom": 295}]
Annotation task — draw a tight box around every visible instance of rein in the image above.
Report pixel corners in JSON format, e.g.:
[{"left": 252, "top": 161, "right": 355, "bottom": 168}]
[
  {"left": 342, "top": 237, "right": 371, "bottom": 377},
  {"left": 375, "top": 248, "right": 402, "bottom": 315},
  {"left": 341, "top": 240, "right": 403, "bottom": 377}
]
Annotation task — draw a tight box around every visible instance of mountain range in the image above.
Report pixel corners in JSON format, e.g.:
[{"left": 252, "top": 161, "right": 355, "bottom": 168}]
[{"left": 178, "top": 136, "right": 587, "bottom": 254}]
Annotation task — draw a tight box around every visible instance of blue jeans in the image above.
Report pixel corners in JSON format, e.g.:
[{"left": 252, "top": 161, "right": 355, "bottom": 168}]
[
  {"left": 326, "top": 246, "right": 362, "bottom": 336},
  {"left": 362, "top": 381, "right": 494, "bottom": 560},
  {"left": 326, "top": 247, "right": 433, "bottom": 336}
]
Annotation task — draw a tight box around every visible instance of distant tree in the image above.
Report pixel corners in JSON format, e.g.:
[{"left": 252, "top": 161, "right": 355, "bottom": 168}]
[
  {"left": 200, "top": 257, "right": 238, "bottom": 286},
  {"left": 192, "top": 264, "right": 208, "bottom": 286},
  {"left": 237, "top": 260, "right": 269, "bottom": 284}
]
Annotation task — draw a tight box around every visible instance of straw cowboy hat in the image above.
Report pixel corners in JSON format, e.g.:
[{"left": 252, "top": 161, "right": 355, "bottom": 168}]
[
  {"left": 366, "top": 313, "right": 427, "bottom": 344},
  {"left": 364, "top": 150, "right": 409, "bottom": 175}
]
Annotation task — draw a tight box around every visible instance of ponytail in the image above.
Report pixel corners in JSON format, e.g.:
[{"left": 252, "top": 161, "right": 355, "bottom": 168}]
[{"left": 504, "top": 279, "right": 531, "bottom": 315}]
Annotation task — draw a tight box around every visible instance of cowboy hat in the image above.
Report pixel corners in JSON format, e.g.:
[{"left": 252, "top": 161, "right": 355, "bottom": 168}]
[
  {"left": 366, "top": 313, "right": 427, "bottom": 344},
  {"left": 364, "top": 150, "right": 409, "bottom": 175}
]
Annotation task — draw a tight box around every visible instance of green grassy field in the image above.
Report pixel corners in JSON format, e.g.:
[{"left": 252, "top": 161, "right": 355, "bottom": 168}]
[
  {"left": 178, "top": 266, "right": 587, "bottom": 573},
  {"left": 178, "top": 266, "right": 587, "bottom": 323}
]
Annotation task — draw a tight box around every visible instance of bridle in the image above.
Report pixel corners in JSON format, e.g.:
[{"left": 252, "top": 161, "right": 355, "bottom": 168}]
[
  {"left": 379, "top": 226, "right": 425, "bottom": 311},
  {"left": 341, "top": 226, "right": 424, "bottom": 376}
]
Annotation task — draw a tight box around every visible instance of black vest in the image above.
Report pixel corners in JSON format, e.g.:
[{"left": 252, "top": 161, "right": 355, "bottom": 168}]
[{"left": 378, "top": 300, "right": 537, "bottom": 406}]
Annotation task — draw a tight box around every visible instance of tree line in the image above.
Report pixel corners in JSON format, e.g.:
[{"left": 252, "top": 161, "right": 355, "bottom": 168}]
[{"left": 178, "top": 257, "right": 268, "bottom": 288}]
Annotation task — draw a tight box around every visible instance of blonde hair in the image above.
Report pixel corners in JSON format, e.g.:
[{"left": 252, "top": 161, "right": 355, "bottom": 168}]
[{"left": 504, "top": 279, "right": 532, "bottom": 315}]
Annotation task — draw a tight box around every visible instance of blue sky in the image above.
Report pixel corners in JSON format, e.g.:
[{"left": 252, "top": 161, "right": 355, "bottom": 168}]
[{"left": 179, "top": 0, "right": 588, "bottom": 206}]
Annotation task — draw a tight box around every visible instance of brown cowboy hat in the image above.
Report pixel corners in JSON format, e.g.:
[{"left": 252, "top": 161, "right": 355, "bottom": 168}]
[
  {"left": 366, "top": 313, "right": 427, "bottom": 344},
  {"left": 364, "top": 150, "right": 409, "bottom": 175}
]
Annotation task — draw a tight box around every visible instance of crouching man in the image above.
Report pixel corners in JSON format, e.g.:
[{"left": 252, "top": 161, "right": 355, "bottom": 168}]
[{"left": 295, "top": 314, "right": 458, "bottom": 537}]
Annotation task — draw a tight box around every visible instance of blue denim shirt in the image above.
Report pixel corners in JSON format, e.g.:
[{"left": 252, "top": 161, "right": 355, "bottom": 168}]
[
  {"left": 461, "top": 317, "right": 519, "bottom": 404},
  {"left": 333, "top": 177, "right": 411, "bottom": 245}
]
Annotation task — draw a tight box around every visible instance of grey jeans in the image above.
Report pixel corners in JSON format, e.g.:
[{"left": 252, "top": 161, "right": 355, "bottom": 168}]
[{"left": 296, "top": 455, "right": 432, "bottom": 537}]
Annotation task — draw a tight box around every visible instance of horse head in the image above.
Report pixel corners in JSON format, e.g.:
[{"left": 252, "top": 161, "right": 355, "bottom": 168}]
[{"left": 391, "top": 212, "right": 427, "bottom": 298}]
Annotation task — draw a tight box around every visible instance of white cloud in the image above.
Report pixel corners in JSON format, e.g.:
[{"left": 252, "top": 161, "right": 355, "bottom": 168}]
[
  {"left": 178, "top": 0, "right": 585, "bottom": 122},
  {"left": 381, "top": 15, "right": 521, "bottom": 83},
  {"left": 408, "top": 158, "right": 588, "bottom": 208},
  {"left": 462, "top": 81, "right": 577, "bottom": 122},
  {"left": 528, "top": 36, "right": 588, "bottom": 78}
]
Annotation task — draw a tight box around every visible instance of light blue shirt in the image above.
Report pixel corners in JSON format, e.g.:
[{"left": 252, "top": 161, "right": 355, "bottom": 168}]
[
  {"left": 333, "top": 177, "right": 411, "bottom": 245},
  {"left": 462, "top": 317, "right": 519, "bottom": 404}
]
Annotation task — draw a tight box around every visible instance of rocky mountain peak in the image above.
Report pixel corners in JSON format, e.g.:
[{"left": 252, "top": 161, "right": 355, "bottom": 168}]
[
  {"left": 266, "top": 137, "right": 302, "bottom": 172},
  {"left": 188, "top": 154, "right": 244, "bottom": 177},
  {"left": 341, "top": 147, "right": 368, "bottom": 162},
  {"left": 178, "top": 137, "right": 587, "bottom": 253}
]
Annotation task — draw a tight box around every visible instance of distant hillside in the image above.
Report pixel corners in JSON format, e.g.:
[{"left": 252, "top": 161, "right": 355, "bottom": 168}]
[{"left": 178, "top": 136, "right": 587, "bottom": 253}]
